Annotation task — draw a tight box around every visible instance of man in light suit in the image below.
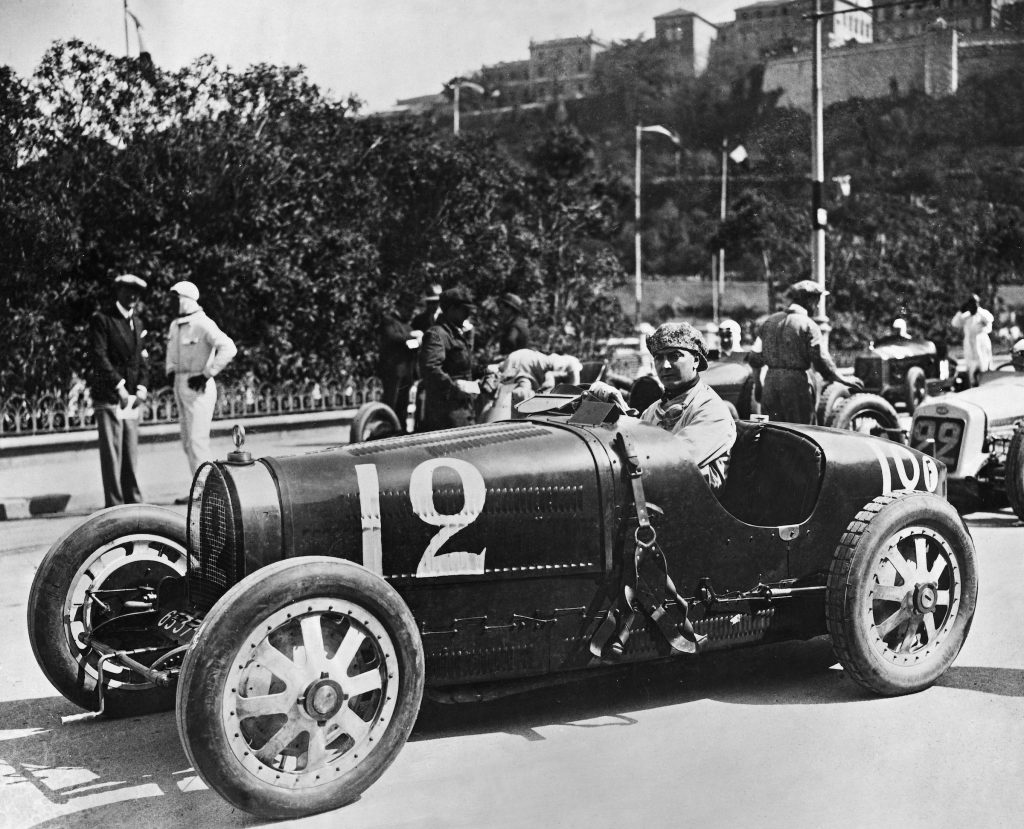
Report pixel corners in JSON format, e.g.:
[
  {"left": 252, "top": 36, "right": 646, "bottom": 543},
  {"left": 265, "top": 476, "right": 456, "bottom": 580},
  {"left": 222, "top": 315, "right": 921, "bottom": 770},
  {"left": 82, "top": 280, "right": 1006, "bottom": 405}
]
[{"left": 165, "top": 281, "right": 237, "bottom": 500}]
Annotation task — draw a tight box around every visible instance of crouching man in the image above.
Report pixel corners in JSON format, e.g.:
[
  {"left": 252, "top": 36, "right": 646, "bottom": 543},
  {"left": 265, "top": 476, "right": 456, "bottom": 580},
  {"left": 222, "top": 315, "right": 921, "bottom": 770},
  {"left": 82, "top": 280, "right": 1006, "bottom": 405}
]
[{"left": 590, "top": 321, "right": 736, "bottom": 492}]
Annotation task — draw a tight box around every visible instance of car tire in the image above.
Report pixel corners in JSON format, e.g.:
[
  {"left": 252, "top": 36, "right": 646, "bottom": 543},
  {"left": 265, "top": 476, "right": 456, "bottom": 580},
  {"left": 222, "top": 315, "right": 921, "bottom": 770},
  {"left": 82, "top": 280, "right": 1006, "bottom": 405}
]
[
  {"left": 904, "top": 366, "right": 927, "bottom": 414},
  {"left": 826, "top": 491, "right": 977, "bottom": 696},
  {"left": 349, "top": 401, "right": 402, "bottom": 444},
  {"left": 27, "top": 505, "right": 188, "bottom": 716},
  {"left": 831, "top": 393, "right": 903, "bottom": 441},
  {"left": 176, "top": 556, "right": 425, "bottom": 819},
  {"left": 1004, "top": 427, "right": 1024, "bottom": 520},
  {"left": 816, "top": 382, "right": 850, "bottom": 426}
]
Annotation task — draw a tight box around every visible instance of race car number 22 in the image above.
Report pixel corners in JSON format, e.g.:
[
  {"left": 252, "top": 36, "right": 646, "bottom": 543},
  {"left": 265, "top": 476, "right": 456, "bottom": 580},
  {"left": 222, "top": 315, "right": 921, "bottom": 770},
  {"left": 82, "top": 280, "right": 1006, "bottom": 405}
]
[{"left": 355, "top": 459, "right": 487, "bottom": 578}]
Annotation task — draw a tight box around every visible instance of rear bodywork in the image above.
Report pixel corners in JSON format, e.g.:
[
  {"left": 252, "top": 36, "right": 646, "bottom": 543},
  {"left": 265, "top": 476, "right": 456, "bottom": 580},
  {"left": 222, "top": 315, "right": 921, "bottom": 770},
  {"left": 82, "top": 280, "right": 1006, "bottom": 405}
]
[{"left": 180, "top": 403, "right": 945, "bottom": 691}]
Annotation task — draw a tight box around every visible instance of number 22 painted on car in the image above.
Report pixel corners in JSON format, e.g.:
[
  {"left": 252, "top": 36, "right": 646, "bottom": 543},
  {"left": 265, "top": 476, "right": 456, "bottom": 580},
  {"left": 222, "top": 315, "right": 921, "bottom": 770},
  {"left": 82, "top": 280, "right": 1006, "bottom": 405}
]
[{"left": 355, "top": 459, "right": 487, "bottom": 578}]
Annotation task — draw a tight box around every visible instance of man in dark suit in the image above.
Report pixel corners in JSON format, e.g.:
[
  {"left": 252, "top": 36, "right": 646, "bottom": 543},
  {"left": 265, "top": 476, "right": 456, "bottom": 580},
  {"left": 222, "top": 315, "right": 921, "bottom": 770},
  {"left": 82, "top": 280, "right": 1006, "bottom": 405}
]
[{"left": 90, "top": 273, "right": 150, "bottom": 506}]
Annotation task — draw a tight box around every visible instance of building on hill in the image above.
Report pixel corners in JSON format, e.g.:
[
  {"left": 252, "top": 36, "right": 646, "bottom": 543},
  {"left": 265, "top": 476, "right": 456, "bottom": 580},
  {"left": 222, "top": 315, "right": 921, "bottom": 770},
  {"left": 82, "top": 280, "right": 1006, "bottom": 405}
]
[
  {"left": 653, "top": 8, "right": 719, "bottom": 76},
  {"left": 719, "top": 0, "right": 872, "bottom": 57},
  {"left": 529, "top": 34, "right": 607, "bottom": 101},
  {"left": 478, "top": 59, "right": 532, "bottom": 106},
  {"left": 873, "top": 0, "right": 1013, "bottom": 42}
]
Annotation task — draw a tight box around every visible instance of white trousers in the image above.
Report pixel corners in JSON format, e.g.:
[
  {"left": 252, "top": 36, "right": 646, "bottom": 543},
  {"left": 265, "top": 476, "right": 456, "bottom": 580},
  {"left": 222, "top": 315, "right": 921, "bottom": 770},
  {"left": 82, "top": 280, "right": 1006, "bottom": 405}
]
[{"left": 174, "top": 375, "right": 216, "bottom": 474}]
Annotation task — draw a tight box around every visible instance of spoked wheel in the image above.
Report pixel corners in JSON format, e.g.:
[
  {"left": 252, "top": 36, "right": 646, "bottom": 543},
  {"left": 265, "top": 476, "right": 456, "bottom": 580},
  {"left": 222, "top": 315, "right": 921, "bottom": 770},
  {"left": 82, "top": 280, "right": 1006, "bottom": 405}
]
[
  {"left": 1004, "top": 427, "right": 1024, "bottom": 521},
  {"left": 177, "top": 557, "right": 424, "bottom": 819},
  {"left": 27, "top": 505, "right": 187, "bottom": 715},
  {"left": 349, "top": 401, "right": 402, "bottom": 444},
  {"left": 826, "top": 491, "right": 977, "bottom": 695},
  {"left": 832, "top": 393, "right": 903, "bottom": 442}
]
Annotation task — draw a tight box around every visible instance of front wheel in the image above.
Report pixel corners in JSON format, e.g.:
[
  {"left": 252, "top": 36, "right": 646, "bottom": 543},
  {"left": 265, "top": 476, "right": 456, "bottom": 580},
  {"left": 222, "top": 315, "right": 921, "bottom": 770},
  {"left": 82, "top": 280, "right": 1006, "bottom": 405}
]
[
  {"left": 176, "top": 557, "right": 425, "bottom": 819},
  {"left": 832, "top": 393, "right": 903, "bottom": 441},
  {"left": 27, "top": 505, "right": 187, "bottom": 716},
  {"left": 826, "top": 491, "right": 977, "bottom": 696},
  {"left": 816, "top": 382, "right": 850, "bottom": 426},
  {"left": 904, "top": 366, "right": 927, "bottom": 413}
]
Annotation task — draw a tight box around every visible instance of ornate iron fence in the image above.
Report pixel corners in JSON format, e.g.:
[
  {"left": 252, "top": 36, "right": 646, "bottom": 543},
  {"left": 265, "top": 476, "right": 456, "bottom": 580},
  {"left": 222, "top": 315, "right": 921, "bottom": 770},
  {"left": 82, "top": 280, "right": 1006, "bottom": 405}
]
[{"left": 0, "top": 376, "right": 383, "bottom": 437}]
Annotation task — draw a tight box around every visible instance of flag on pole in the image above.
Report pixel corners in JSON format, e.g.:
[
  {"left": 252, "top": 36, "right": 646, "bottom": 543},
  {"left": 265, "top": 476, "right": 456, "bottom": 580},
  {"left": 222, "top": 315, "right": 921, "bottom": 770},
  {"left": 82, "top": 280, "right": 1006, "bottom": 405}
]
[
  {"left": 728, "top": 144, "right": 748, "bottom": 164},
  {"left": 640, "top": 125, "right": 680, "bottom": 145}
]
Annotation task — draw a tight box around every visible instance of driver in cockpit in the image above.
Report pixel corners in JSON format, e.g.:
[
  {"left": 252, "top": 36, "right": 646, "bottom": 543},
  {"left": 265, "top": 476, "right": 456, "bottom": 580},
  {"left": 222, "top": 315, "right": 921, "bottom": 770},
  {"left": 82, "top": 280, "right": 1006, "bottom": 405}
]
[{"left": 589, "top": 322, "right": 736, "bottom": 492}]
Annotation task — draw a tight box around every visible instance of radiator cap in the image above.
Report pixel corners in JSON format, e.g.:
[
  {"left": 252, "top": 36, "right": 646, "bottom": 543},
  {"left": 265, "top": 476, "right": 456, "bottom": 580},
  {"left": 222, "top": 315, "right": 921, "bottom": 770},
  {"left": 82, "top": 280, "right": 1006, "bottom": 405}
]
[{"left": 226, "top": 423, "right": 254, "bottom": 465}]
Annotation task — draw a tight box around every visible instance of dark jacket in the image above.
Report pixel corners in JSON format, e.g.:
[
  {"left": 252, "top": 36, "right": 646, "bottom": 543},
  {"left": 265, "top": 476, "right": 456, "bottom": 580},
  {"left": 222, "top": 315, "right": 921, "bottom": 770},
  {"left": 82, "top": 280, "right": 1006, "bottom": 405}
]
[
  {"left": 499, "top": 315, "right": 530, "bottom": 355},
  {"left": 377, "top": 315, "right": 417, "bottom": 380},
  {"left": 90, "top": 304, "right": 148, "bottom": 406},
  {"left": 419, "top": 320, "right": 474, "bottom": 429}
]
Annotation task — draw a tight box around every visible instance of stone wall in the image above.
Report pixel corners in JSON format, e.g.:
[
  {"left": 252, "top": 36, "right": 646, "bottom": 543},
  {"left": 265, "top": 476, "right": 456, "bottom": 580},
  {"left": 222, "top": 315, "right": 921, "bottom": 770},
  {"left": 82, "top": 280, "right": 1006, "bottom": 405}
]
[{"left": 763, "top": 28, "right": 958, "bottom": 111}]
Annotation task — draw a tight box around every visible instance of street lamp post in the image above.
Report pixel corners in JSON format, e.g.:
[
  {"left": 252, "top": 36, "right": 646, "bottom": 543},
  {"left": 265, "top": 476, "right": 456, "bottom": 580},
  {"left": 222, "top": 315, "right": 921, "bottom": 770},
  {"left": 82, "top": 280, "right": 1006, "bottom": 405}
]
[
  {"left": 448, "top": 78, "right": 484, "bottom": 135},
  {"left": 634, "top": 124, "right": 680, "bottom": 327},
  {"left": 811, "top": 0, "right": 828, "bottom": 334}
]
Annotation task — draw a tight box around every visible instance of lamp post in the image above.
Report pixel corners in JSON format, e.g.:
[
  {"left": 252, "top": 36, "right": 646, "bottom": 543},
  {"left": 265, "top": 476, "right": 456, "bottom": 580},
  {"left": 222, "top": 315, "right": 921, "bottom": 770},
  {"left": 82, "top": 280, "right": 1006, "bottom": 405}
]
[
  {"left": 447, "top": 78, "right": 484, "bottom": 135},
  {"left": 634, "top": 123, "right": 680, "bottom": 327},
  {"left": 713, "top": 139, "right": 747, "bottom": 325},
  {"left": 811, "top": 0, "right": 828, "bottom": 334}
]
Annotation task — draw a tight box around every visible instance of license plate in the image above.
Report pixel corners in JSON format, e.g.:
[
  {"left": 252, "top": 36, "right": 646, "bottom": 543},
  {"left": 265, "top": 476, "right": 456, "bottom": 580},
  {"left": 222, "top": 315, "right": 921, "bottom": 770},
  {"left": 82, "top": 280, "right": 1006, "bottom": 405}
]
[
  {"left": 155, "top": 609, "right": 203, "bottom": 644},
  {"left": 911, "top": 417, "right": 964, "bottom": 467}
]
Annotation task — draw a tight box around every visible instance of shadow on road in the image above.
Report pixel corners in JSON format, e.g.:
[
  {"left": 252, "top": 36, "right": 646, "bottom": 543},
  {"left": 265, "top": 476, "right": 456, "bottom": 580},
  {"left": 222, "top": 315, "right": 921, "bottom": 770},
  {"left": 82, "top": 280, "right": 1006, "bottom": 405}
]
[{"left": 4, "top": 641, "right": 1017, "bottom": 827}]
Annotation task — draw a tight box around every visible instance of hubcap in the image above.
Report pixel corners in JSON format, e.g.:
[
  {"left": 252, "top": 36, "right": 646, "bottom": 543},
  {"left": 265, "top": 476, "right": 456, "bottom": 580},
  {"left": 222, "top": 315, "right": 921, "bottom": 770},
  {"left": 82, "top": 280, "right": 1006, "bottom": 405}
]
[
  {"left": 222, "top": 598, "right": 399, "bottom": 789},
  {"left": 867, "top": 526, "right": 962, "bottom": 665}
]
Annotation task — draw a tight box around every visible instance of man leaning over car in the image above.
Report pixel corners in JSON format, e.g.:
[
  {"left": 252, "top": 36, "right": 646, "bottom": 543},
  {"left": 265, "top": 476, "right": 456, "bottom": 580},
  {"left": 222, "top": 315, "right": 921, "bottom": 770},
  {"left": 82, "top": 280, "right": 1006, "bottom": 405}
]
[{"left": 588, "top": 322, "right": 736, "bottom": 492}]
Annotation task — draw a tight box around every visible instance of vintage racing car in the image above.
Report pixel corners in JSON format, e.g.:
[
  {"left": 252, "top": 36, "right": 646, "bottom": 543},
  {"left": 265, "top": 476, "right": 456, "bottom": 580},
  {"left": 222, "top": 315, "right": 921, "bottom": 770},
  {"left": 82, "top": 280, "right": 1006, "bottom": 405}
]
[
  {"left": 29, "top": 396, "right": 977, "bottom": 818},
  {"left": 909, "top": 358, "right": 1024, "bottom": 516}
]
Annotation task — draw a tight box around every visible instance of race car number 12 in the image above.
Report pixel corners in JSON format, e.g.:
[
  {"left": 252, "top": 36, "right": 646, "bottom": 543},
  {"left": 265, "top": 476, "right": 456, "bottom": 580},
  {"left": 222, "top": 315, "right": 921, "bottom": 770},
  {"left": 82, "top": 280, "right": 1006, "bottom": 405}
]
[{"left": 355, "top": 459, "right": 487, "bottom": 578}]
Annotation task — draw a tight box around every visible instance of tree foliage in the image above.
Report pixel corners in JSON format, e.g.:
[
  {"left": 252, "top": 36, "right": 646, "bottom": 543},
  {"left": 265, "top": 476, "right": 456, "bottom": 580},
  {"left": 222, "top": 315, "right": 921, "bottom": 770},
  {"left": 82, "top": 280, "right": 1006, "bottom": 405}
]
[{"left": 0, "top": 42, "right": 628, "bottom": 395}]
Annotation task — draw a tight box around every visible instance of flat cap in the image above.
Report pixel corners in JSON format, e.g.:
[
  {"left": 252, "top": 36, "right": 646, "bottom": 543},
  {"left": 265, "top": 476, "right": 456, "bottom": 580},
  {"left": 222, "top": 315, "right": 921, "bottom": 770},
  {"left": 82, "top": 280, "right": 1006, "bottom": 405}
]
[
  {"left": 788, "top": 279, "right": 829, "bottom": 297},
  {"left": 646, "top": 321, "right": 709, "bottom": 371},
  {"left": 170, "top": 280, "right": 200, "bottom": 301},
  {"left": 114, "top": 273, "right": 147, "bottom": 290},
  {"left": 440, "top": 285, "right": 476, "bottom": 311},
  {"left": 500, "top": 292, "right": 525, "bottom": 313}
]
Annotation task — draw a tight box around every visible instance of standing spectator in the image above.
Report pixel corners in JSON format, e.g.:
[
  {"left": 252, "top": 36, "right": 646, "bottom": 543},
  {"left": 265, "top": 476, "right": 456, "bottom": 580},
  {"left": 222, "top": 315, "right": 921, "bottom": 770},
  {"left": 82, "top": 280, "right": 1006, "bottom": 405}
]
[
  {"left": 951, "top": 293, "right": 994, "bottom": 387},
  {"left": 165, "top": 281, "right": 237, "bottom": 500},
  {"left": 410, "top": 283, "right": 443, "bottom": 335},
  {"left": 419, "top": 286, "right": 477, "bottom": 431},
  {"left": 90, "top": 273, "right": 150, "bottom": 507},
  {"left": 747, "top": 280, "right": 863, "bottom": 424},
  {"left": 497, "top": 292, "right": 530, "bottom": 355},
  {"left": 377, "top": 307, "right": 418, "bottom": 430}
]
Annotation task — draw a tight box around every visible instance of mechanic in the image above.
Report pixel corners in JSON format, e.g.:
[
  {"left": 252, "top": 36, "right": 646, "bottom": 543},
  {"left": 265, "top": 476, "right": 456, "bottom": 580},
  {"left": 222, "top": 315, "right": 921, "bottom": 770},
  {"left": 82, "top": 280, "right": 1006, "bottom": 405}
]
[
  {"left": 419, "top": 285, "right": 478, "bottom": 431},
  {"left": 951, "top": 293, "right": 994, "bottom": 387},
  {"left": 496, "top": 292, "right": 531, "bottom": 355},
  {"left": 498, "top": 348, "right": 582, "bottom": 404},
  {"left": 747, "top": 280, "right": 864, "bottom": 424},
  {"left": 589, "top": 322, "right": 736, "bottom": 493}
]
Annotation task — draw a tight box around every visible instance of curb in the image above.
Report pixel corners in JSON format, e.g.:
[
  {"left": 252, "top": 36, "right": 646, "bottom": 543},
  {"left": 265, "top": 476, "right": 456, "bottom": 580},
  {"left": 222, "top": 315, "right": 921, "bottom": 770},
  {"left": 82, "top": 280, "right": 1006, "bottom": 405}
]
[{"left": 0, "top": 493, "right": 72, "bottom": 521}]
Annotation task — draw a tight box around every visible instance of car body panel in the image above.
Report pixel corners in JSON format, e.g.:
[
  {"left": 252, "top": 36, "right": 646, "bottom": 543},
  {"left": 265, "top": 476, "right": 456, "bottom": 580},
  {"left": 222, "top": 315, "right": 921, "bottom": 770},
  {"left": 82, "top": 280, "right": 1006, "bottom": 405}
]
[{"left": 188, "top": 405, "right": 946, "bottom": 687}]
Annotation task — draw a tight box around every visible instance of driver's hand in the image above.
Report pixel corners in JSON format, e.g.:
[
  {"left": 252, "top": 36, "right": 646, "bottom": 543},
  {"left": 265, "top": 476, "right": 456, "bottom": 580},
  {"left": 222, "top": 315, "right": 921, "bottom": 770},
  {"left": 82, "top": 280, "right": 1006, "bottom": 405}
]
[
  {"left": 845, "top": 375, "right": 865, "bottom": 391},
  {"left": 587, "top": 380, "right": 631, "bottom": 412}
]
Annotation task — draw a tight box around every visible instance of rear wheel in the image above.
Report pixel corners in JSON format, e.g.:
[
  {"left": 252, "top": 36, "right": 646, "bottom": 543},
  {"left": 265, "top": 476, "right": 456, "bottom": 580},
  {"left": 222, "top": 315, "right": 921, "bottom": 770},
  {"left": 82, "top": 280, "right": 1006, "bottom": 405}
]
[
  {"left": 349, "top": 401, "right": 402, "bottom": 444},
  {"left": 826, "top": 491, "right": 977, "bottom": 695},
  {"left": 904, "top": 366, "right": 927, "bottom": 414},
  {"left": 1004, "top": 428, "right": 1024, "bottom": 520},
  {"left": 27, "top": 505, "right": 187, "bottom": 716},
  {"left": 832, "top": 393, "right": 903, "bottom": 442},
  {"left": 177, "top": 557, "right": 424, "bottom": 819}
]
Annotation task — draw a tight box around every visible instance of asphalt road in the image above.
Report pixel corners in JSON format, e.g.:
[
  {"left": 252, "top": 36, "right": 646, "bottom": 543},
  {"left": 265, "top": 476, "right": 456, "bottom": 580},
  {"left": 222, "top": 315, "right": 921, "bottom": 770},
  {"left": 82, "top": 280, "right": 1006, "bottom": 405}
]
[{"left": 1, "top": 436, "right": 1023, "bottom": 829}]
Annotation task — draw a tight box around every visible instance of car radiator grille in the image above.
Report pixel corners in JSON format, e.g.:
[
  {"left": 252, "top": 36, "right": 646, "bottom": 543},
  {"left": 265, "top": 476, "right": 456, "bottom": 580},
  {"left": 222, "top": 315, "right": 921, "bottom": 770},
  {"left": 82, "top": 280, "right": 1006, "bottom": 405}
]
[
  {"left": 187, "top": 464, "right": 245, "bottom": 613},
  {"left": 855, "top": 356, "right": 883, "bottom": 388}
]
